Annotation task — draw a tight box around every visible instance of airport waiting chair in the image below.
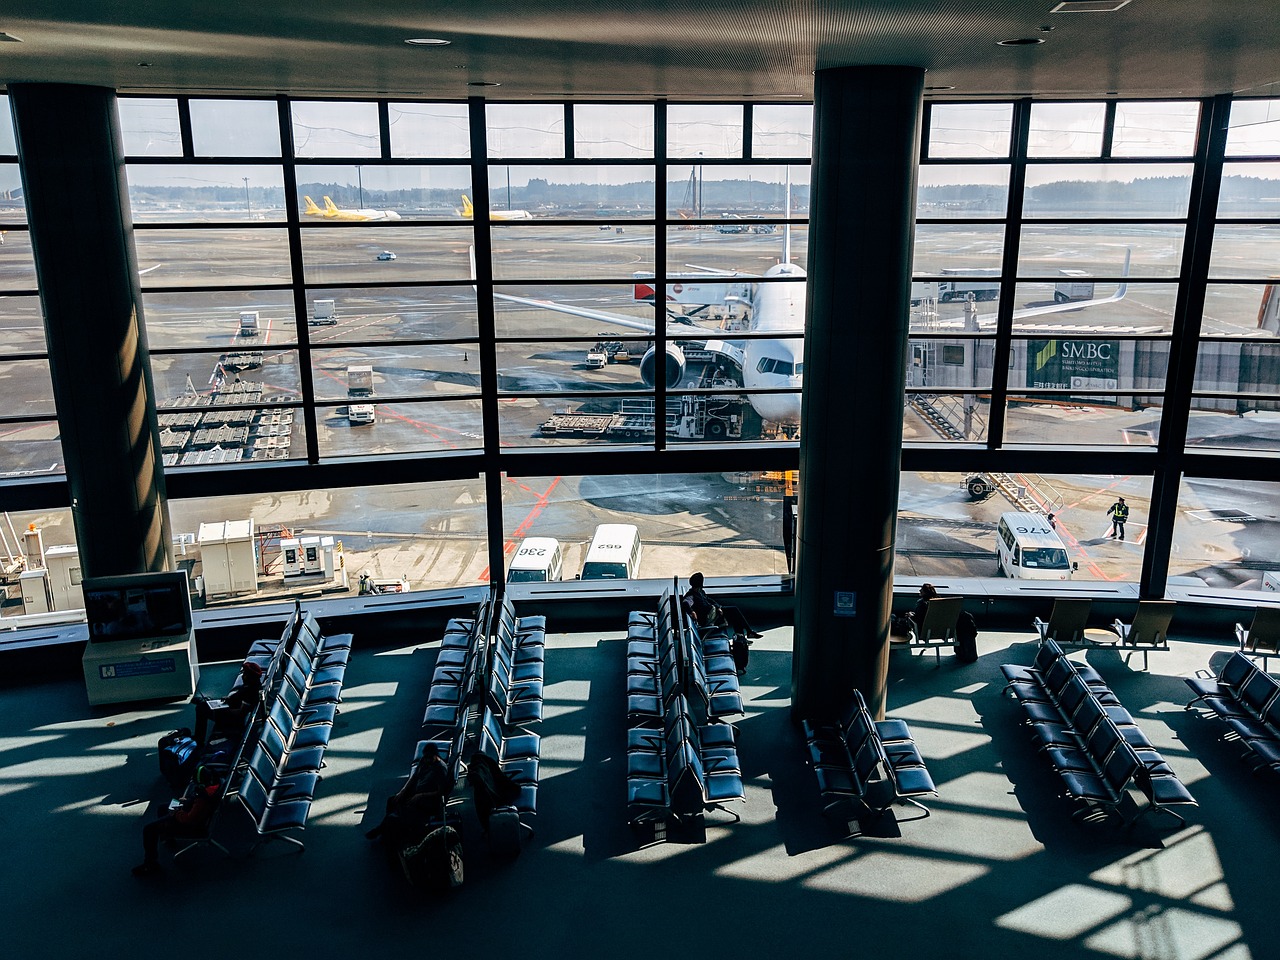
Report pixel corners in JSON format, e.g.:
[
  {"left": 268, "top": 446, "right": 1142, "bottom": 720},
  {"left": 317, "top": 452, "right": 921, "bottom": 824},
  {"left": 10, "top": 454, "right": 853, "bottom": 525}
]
[
  {"left": 909, "top": 596, "right": 964, "bottom": 664},
  {"left": 1236, "top": 607, "right": 1280, "bottom": 671},
  {"left": 1033, "top": 598, "right": 1092, "bottom": 648},
  {"left": 1111, "top": 600, "right": 1176, "bottom": 671}
]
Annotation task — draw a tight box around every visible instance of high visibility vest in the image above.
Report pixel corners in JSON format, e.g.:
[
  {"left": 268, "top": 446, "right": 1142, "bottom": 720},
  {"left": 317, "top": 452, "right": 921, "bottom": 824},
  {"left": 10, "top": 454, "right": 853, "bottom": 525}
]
[{"left": 1113, "top": 503, "right": 1129, "bottom": 520}]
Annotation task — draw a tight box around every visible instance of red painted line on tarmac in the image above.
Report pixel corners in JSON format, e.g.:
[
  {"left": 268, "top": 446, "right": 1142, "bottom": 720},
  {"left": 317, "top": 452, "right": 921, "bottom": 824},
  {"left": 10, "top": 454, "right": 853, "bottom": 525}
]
[
  {"left": 1012, "top": 473, "right": 1125, "bottom": 581},
  {"left": 479, "top": 475, "right": 562, "bottom": 581}
]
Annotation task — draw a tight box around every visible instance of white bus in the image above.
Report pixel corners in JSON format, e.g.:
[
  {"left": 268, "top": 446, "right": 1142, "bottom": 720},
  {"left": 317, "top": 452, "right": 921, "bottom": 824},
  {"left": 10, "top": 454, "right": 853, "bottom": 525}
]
[
  {"left": 507, "top": 537, "right": 565, "bottom": 583},
  {"left": 995, "top": 512, "right": 1077, "bottom": 580},
  {"left": 579, "top": 524, "right": 643, "bottom": 580}
]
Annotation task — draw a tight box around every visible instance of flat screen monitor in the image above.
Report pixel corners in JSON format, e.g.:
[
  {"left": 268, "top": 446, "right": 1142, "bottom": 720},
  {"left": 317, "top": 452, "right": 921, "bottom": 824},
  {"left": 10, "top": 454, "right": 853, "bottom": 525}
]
[{"left": 82, "top": 571, "right": 192, "bottom": 644}]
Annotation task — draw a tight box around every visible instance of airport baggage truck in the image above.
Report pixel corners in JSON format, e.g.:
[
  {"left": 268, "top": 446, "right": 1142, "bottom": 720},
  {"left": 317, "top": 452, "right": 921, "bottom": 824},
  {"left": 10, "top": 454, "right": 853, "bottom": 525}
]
[
  {"left": 238, "top": 311, "right": 260, "bottom": 337},
  {"left": 312, "top": 299, "right": 338, "bottom": 324},
  {"left": 1054, "top": 269, "right": 1095, "bottom": 303},
  {"left": 347, "top": 365, "right": 374, "bottom": 398}
]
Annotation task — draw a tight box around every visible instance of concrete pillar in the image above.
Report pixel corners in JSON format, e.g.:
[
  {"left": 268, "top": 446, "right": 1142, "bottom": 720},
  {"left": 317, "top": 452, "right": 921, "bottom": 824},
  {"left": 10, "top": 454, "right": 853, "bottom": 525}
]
[
  {"left": 10, "top": 84, "right": 171, "bottom": 577},
  {"left": 792, "top": 66, "right": 924, "bottom": 721}
]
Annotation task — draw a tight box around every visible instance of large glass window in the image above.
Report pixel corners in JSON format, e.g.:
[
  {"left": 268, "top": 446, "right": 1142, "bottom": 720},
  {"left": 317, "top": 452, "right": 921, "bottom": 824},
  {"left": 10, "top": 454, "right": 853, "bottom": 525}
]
[{"left": 13, "top": 90, "right": 1280, "bottom": 621}]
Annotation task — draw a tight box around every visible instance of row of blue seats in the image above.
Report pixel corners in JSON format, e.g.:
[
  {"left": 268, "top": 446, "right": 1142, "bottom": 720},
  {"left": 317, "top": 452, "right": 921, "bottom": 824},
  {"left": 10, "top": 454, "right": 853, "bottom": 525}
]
[
  {"left": 172, "top": 606, "right": 350, "bottom": 858},
  {"left": 625, "top": 592, "right": 745, "bottom": 838},
  {"left": 1186, "top": 651, "right": 1280, "bottom": 773},
  {"left": 802, "top": 688, "right": 937, "bottom": 835},
  {"left": 408, "top": 594, "right": 541, "bottom": 840},
  {"left": 1002, "top": 638, "right": 1196, "bottom": 828}
]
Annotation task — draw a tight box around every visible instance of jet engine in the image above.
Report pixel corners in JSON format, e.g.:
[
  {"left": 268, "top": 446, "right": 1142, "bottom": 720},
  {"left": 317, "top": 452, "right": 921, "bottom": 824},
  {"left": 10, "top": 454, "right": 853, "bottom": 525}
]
[{"left": 639, "top": 343, "right": 687, "bottom": 388}]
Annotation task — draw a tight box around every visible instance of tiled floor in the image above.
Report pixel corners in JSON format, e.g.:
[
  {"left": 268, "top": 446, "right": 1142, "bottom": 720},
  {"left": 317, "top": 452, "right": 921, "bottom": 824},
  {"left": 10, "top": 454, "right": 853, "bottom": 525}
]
[{"left": 0, "top": 624, "right": 1272, "bottom": 960}]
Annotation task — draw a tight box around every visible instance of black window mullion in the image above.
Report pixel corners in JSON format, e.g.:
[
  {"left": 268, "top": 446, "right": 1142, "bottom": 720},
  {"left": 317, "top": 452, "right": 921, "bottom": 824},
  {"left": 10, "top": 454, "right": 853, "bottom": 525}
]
[
  {"left": 985, "top": 97, "right": 1032, "bottom": 449},
  {"left": 468, "top": 97, "right": 506, "bottom": 589},
  {"left": 277, "top": 94, "right": 320, "bottom": 464},
  {"left": 1141, "top": 94, "right": 1231, "bottom": 597},
  {"left": 654, "top": 102, "right": 668, "bottom": 450}
]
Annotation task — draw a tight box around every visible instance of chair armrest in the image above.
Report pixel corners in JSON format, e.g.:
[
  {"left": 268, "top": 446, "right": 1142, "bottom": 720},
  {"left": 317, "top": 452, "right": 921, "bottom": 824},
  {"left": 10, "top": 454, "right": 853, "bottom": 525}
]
[
  {"left": 1112, "top": 620, "right": 1130, "bottom": 642},
  {"left": 1033, "top": 618, "right": 1049, "bottom": 642},
  {"left": 1235, "top": 623, "right": 1248, "bottom": 646}
]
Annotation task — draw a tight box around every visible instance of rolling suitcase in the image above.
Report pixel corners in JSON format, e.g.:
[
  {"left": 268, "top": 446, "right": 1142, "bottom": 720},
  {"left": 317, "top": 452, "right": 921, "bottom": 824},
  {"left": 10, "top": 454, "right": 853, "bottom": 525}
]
[{"left": 399, "top": 825, "right": 464, "bottom": 892}]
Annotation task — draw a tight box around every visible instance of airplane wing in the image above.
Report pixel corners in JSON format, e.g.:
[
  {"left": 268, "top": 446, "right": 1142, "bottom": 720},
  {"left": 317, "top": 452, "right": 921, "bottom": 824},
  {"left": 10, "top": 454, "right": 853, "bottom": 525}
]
[
  {"left": 493, "top": 290, "right": 659, "bottom": 334},
  {"left": 469, "top": 245, "right": 706, "bottom": 337},
  {"left": 940, "top": 249, "right": 1132, "bottom": 330}
]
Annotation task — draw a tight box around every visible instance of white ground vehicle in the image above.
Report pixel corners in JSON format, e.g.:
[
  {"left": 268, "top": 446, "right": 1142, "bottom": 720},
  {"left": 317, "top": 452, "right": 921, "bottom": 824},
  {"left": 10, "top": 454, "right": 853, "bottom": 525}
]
[
  {"left": 579, "top": 524, "right": 643, "bottom": 580},
  {"left": 348, "top": 403, "right": 375, "bottom": 425},
  {"left": 995, "top": 512, "right": 1077, "bottom": 580},
  {"left": 312, "top": 299, "right": 338, "bottom": 324},
  {"left": 507, "top": 537, "right": 565, "bottom": 583}
]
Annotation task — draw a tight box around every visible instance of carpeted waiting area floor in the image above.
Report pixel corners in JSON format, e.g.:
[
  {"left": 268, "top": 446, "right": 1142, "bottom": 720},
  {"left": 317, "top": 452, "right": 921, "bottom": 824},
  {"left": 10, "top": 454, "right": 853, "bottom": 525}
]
[{"left": 0, "top": 623, "right": 1272, "bottom": 960}]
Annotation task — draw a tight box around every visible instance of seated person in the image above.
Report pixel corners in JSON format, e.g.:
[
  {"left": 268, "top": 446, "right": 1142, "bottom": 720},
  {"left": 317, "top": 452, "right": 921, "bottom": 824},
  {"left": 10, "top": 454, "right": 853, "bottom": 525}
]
[
  {"left": 365, "top": 743, "right": 454, "bottom": 845},
  {"left": 465, "top": 751, "right": 523, "bottom": 834},
  {"left": 911, "top": 583, "right": 939, "bottom": 634},
  {"left": 682, "top": 572, "right": 762, "bottom": 639},
  {"left": 192, "top": 660, "right": 263, "bottom": 745},
  {"left": 131, "top": 764, "right": 221, "bottom": 876}
]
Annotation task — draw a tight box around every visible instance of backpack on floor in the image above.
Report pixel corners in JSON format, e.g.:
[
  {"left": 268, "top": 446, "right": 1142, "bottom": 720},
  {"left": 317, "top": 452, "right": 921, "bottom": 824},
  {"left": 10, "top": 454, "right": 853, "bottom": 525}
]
[
  {"left": 400, "top": 825, "right": 464, "bottom": 892},
  {"left": 955, "top": 611, "right": 979, "bottom": 664},
  {"left": 158, "top": 728, "right": 199, "bottom": 792}
]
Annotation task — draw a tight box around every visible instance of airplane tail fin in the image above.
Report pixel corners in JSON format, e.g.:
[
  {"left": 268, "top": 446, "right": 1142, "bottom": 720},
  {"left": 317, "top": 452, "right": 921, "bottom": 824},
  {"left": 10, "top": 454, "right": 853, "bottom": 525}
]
[
  {"left": 1115, "top": 246, "right": 1131, "bottom": 301},
  {"left": 460, "top": 195, "right": 474, "bottom": 219},
  {"left": 782, "top": 168, "right": 793, "bottom": 265},
  {"left": 303, "top": 196, "right": 322, "bottom": 216},
  {"left": 323, "top": 196, "right": 340, "bottom": 216}
]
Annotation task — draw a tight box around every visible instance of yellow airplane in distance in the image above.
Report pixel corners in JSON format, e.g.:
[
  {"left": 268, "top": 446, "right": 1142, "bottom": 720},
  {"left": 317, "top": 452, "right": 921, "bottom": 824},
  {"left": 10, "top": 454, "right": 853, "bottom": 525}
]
[
  {"left": 457, "top": 194, "right": 534, "bottom": 221},
  {"left": 302, "top": 195, "right": 401, "bottom": 221}
]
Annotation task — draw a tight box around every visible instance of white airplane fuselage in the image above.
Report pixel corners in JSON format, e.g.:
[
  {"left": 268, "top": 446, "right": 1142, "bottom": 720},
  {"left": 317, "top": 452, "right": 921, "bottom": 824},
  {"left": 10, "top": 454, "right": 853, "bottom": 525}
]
[{"left": 740, "top": 262, "right": 806, "bottom": 424}]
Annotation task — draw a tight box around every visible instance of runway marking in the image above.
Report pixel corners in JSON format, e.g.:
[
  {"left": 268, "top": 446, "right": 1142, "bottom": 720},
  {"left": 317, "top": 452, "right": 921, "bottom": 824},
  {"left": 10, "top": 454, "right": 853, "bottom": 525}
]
[{"left": 479, "top": 475, "right": 562, "bottom": 580}]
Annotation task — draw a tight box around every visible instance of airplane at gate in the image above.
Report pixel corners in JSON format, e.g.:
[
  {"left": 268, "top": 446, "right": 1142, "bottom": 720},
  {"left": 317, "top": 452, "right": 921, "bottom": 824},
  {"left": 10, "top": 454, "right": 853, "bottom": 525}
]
[
  {"left": 457, "top": 195, "right": 534, "bottom": 221},
  {"left": 302, "top": 195, "right": 401, "bottom": 221},
  {"left": 483, "top": 235, "right": 1131, "bottom": 430}
]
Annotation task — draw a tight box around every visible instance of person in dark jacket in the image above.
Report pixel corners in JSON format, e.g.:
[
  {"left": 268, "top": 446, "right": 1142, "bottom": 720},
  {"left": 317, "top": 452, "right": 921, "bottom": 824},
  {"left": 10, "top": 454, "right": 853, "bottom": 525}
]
[
  {"left": 132, "top": 765, "right": 221, "bottom": 876},
  {"left": 682, "top": 572, "right": 763, "bottom": 639},
  {"left": 193, "top": 660, "right": 263, "bottom": 745},
  {"left": 911, "top": 582, "right": 940, "bottom": 634},
  {"left": 366, "top": 743, "right": 453, "bottom": 843},
  {"left": 1107, "top": 497, "right": 1130, "bottom": 541},
  {"left": 466, "top": 751, "right": 522, "bottom": 833}
]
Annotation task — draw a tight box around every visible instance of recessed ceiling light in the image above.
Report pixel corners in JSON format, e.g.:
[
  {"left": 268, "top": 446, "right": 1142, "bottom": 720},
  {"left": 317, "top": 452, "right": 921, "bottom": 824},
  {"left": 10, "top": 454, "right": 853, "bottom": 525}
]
[
  {"left": 1050, "top": 0, "right": 1132, "bottom": 12},
  {"left": 405, "top": 38, "right": 450, "bottom": 46},
  {"left": 997, "top": 37, "right": 1046, "bottom": 46},
  {"left": 137, "top": 62, "right": 152, "bottom": 68},
  {"left": 0, "top": 32, "right": 23, "bottom": 42},
  {"left": 925, "top": 85, "right": 956, "bottom": 91},
  {"left": 467, "top": 80, "right": 501, "bottom": 87}
]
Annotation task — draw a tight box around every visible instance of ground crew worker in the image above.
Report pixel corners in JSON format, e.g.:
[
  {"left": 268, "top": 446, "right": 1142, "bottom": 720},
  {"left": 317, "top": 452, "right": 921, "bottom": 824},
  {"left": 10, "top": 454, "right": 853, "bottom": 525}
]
[{"left": 1107, "top": 497, "right": 1130, "bottom": 541}]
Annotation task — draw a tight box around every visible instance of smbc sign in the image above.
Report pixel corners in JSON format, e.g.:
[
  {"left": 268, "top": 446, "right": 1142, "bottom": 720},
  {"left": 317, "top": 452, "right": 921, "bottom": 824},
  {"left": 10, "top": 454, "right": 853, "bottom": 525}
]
[{"left": 1028, "top": 339, "right": 1120, "bottom": 392}]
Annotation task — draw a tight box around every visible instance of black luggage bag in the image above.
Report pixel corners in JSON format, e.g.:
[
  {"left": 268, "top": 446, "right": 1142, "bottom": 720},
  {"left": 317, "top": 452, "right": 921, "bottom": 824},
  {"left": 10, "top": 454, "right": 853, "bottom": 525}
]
[
  {"left": 399, "top": 825, "right": 464, "bottom": 892},
  {"left": 158, "top": 728, "right": 200, "bottom": 792},
  {"left": 955, "top": 611, "right": 979, "bottom": 664}
]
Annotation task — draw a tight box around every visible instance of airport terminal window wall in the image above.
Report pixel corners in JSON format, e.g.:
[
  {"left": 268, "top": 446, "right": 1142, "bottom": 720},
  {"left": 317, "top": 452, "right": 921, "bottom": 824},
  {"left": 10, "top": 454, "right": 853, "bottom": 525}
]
[
  {"left": 5, "top": 93, "right": 1280, "bottom": 617},
  {"left": 0, "top": 94, "right": 61, "bottom": 485}
]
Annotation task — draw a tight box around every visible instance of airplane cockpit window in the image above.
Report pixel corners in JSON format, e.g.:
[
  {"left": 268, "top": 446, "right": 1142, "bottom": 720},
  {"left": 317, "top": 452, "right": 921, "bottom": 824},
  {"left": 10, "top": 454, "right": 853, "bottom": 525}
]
[{"left": 757, "top": 357, "right": 798, "bottom": 377}]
